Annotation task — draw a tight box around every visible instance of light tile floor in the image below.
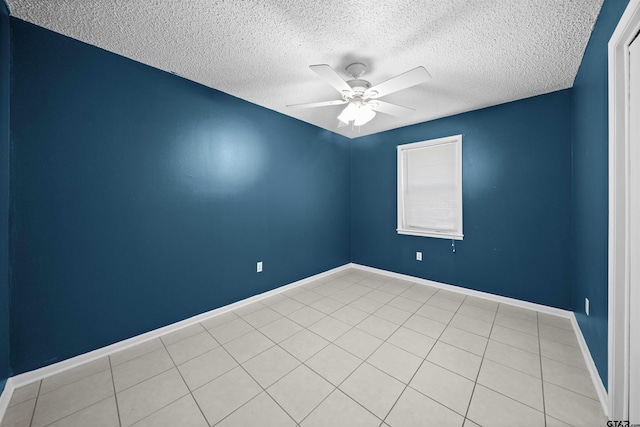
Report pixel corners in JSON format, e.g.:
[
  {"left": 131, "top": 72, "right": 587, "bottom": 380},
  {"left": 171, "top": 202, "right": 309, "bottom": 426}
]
[{"left": 1, "top": 269, "right": 608, "bottom": 427}]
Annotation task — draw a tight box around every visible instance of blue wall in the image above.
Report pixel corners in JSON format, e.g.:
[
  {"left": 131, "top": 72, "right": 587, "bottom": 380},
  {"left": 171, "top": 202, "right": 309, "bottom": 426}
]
[
  {"left": 572, "top": 0, "right": 629, "bottom": 388},
  {"left": 0, "top": 0, "right": 10, "bottom": 394},
  {"left": 9, "top": 19, "right": 351, "bottom": 374},
  {"left": 351, "top": 90, "right": 573, "bottom": 309},
  {"left": 3, "top": 1, "right": 629, "bottom": 387}
]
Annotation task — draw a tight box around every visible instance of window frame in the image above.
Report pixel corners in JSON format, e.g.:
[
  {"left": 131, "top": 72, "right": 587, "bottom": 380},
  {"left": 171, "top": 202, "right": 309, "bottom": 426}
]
[{"left": 397, "top": 134, "right": 463, "bottom": 240}]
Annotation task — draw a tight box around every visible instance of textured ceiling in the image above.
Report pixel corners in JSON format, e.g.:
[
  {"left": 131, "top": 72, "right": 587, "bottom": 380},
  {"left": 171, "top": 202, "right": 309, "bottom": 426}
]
[{"left": 6, "top": 0, "right": 603, "bottom": 139}]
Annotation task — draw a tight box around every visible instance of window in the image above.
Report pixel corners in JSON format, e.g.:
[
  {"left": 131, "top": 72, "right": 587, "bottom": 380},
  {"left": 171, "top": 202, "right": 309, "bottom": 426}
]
[{"left": 397, "top": 135, "right": 463, "bottom": 240}]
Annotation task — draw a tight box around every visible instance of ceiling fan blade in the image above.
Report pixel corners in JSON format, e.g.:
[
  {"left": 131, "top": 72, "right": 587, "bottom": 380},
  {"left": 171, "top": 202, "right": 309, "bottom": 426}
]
[
  {"left": 287, "top": 99, "right": 347, "bottom": 109},
  {"left": 369, "top": 100, "right": 415, "bottom": 117},
  {"left": 364, "top": 66, "right": 431, "bottom": 99},
  {"left": 309, "top": 64, "right": 354, "bottom": 95},
  {"left": 337, "top": 120, "right": 349, "bottom": 128}
]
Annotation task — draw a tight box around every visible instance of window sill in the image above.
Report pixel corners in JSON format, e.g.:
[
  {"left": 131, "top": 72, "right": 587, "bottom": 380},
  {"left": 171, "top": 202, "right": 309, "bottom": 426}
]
[{"left": 397, "top": 228, "right": 463, "bottom": 240}]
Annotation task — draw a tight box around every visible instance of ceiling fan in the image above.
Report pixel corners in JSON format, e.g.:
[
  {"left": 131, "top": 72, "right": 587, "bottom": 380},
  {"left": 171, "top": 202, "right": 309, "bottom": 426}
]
[{"left": 287, "top": 62, "right": 431, "bottom": 127}]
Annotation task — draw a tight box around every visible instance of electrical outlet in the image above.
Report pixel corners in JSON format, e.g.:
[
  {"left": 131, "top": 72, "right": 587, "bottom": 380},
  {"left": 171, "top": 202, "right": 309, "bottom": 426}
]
[
  {"left": 585, "top": 298, "right": 589, "bottom": 316},
  {"left": 416, "top": 252, "right": 422, "bottom": 261},
  {"left": 257, "top": 262, "right": 263, "bottom": 273}
]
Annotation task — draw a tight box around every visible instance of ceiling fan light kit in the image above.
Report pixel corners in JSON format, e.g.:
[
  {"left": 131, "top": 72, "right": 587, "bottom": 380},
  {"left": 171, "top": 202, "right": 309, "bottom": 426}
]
[
  {"left": 337, "top": 100, "right": 377, "bottom": 126},
  {"left": 287, "top": 62, "right": 431, "bottom": 128}
]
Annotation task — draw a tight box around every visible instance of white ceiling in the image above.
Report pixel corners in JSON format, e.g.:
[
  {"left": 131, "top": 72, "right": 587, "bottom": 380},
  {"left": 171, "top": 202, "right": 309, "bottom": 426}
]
[{"left": 6, "top": 0, "right": 603, "bottom": 139}]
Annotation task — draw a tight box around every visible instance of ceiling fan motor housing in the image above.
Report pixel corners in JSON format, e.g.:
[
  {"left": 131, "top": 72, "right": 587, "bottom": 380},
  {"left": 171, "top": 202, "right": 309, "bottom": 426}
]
[{"left": 344, "top": 79, "right": 371, "bottom": 98}]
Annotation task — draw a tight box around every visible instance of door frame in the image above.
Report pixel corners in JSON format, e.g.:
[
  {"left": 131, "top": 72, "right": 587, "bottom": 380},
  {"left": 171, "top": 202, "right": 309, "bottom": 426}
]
[{"left": 608, "top": 0, "right": 640, "bottom": 420}]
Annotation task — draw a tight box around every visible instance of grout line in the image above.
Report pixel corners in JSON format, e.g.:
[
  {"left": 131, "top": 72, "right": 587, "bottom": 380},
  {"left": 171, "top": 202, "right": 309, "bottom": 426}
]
[
  {"left": 380, "top": 290, "right": 467, "bottom": 423},
  {"left": 30, "top": 363, "right": 112, "bottom": 399},
  {"left": 161, "top": 328, "right": 211, "bottom": 426},
  {"left": 295, "top": 338, "right": 390, "bottom": 421},
  {"left": 462, "top": 297, "right": 496, "bottom": 424},
  {"left": 158, "top": 323, "right": 208, "bottom": 348},
  {"left": 238, "top": 282, "right": 578, "bottom": 426},
  {"left": 111, "top": 349, "right": 176, "bottom": 394},
  {"left": 22, "top": 371, "right": 127, "bottom": 427},
  {"left": 460, "top": 304, "right": 556, "bottom": 420},
  {"left": 272, "top": 273, "right": 403, "bottom": 425},
  {"left": 27, "top": 380, "right": 41, "bottom": 427},
  {"left": 268, "top": 299, "right": 376, "bottom": 422},
  {"left": 28, "top": 372, "right": 124, "bottom": 427},
  {"left": 115, "top": 329, "right": 235, "bottom": 426},
  {"left": 427, "top": 304, "right": 558, "bottom": 417},
  {"left": 29, "top": 396, "right": 117, "bottom": 427},
  {"left": 537, "top": 312, "right": 548, "bottom": 427},
  {"left": 536, "top": 369, "right": 603, "bottom": 402},
  {"left": 108, "top": 357, "right": 123, "bottom": 427},
  {"left": 201, "top": 321, "right": 300, "bottom": 426}
]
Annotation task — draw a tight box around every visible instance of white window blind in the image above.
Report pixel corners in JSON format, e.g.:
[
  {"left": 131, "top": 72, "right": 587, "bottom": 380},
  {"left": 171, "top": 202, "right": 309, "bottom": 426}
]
[{"left": 397, "top": 135, "right": 463, "bottom": 240}]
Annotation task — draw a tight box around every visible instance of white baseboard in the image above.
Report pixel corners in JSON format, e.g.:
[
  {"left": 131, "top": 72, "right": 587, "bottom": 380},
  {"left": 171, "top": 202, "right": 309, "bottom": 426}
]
[
  {"left": 570, "top": 313, "right": 610, "bottom": 418},
  {"left": 0, "top": 262, "right": 351, "bottom": 417},
  {"left": 0, "top": 378, "right": 14, "bottom": 423},
  {"left": 349, "top": 263, "right": 572, "bottom": 317},
  {"left": 1, "top": 262, "right": 609, "bottom": 424}
]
